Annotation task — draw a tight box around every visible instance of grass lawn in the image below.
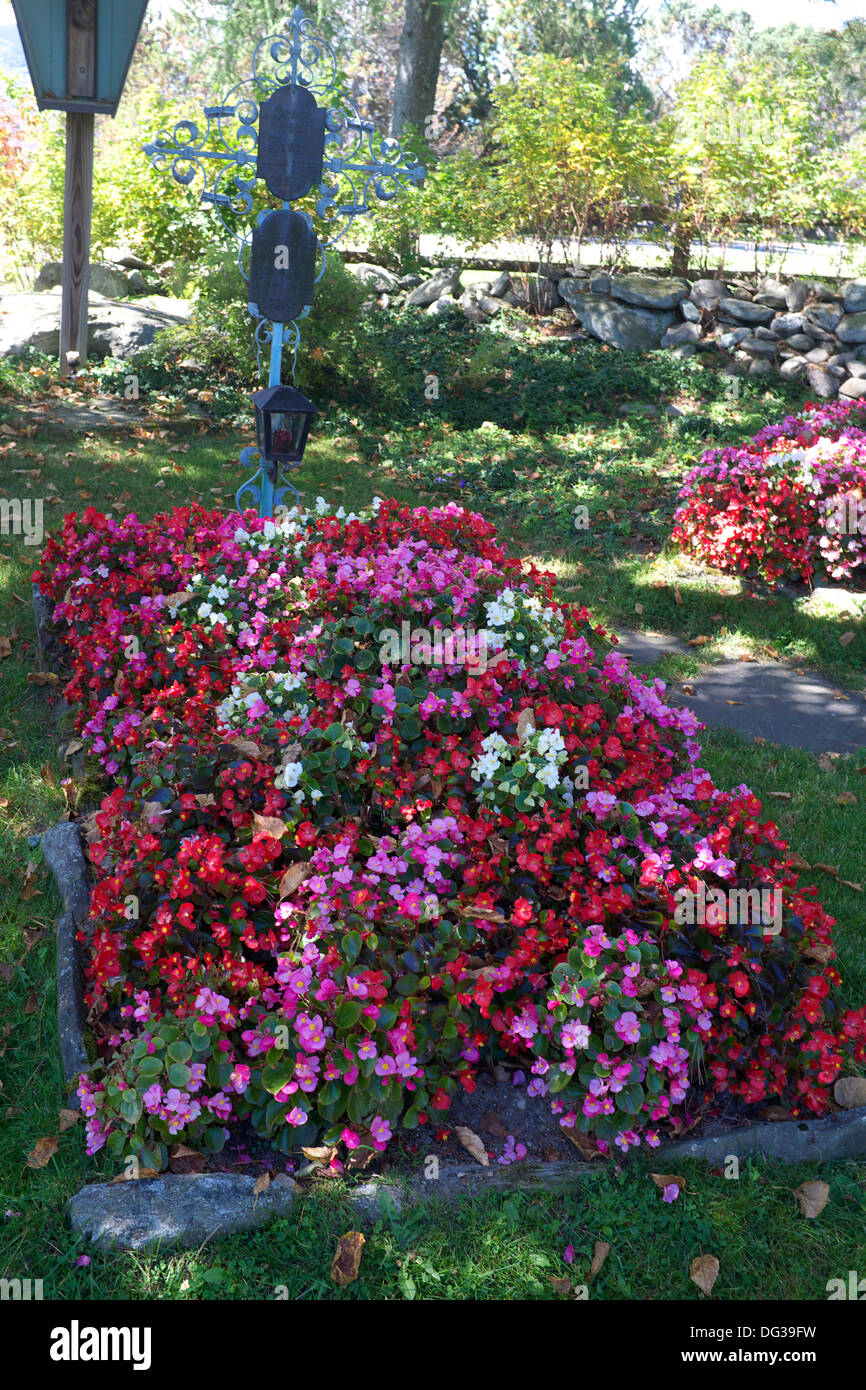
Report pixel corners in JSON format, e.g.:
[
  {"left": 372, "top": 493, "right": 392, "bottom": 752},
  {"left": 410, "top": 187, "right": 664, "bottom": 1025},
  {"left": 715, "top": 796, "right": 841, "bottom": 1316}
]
[{"left": 1, "top": 326, "right": 865, "bottom": 1302}]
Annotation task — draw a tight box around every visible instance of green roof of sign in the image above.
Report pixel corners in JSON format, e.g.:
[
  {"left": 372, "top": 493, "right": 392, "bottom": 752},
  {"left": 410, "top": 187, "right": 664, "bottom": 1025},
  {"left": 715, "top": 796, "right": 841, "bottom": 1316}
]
[{"left": 11, "top": 0, "right": 148, "bottom": 116}]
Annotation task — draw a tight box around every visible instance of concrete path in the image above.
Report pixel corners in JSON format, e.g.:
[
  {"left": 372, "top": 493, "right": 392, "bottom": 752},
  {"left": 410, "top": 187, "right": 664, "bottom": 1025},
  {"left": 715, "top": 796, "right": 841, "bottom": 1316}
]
[{"left": 615, "top": 628, "right": 866, "bottom": 756}]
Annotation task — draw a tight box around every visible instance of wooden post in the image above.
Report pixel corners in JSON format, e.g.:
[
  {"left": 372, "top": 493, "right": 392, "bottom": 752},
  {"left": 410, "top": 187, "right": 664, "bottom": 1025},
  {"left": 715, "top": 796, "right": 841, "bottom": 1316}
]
[
  {"left": 60, "top": 110, "right": 94, "bottom": 374},
  {"left": 60, "top": 0, "right": 96, "bottom": 374}
]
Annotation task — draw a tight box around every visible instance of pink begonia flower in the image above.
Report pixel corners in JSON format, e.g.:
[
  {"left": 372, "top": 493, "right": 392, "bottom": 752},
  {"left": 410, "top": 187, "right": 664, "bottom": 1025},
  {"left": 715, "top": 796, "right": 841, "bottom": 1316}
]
[
  {"left": 341, "top": 1128, "right": 361, "bottom": 1150},
  {"left": 662, "top": 1184, "right": 680, "bottom": 1203},
  {"left": 75, "top": 1255, "right": 91, "bottom": 1268},
  {"left": 563, "top": 1245, "right": 575, "bottom": 1266},
  {"left": 286, "top": 1106, "right": 308, "bottom": 1127},
  {"left": 370, "top": 1115, "right": 392, "bottom": 1149},
  {"left": 230, "top": 1064, "right": 251, "bottom": 1093}
]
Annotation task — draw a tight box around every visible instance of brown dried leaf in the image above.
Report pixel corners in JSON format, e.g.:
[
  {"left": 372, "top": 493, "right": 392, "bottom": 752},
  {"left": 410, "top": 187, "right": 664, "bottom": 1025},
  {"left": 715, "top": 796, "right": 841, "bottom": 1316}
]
[
  {"left": 228, "top": 737, "right": 266, "bottom": 758},
  {"left": 168, "top": 1144, "right": 207, "bottom": 1174},
  {"left": 650, "top": 1172, "right": 686, "bottom": 1195},
  {"left": 813, "top": 863, "right": 840, "bottom": 877},
  {"left": 564, "top": 1129, "right": 604, "bottom": 1161},
  {"left": 0, "top": 635, "right": 12, "bottom": 659},
  {"left": 833, "top": 1077, "right": 866, "bottom": 1109},
  {"left": 457, "top": 904, "right": 505, "bottom": 923},
  {"left": 26, "top": 1135, "right": 59, "bottom": 1168},
  {"left": 454, "top": 1125, "right": 490, "bottom": 1166},
  {"left": 480, "top": 1111, "right": 508, "bottom": 1139},
  {"left": 795, "top": 1180, "right": 830, "bottom": 1219},
  {"left": 253, "top": 1172, "right": 271, "bottom": 1196},
  {"left": 278, "top": 862, "right": 313, "bottom": 899},
  {"left": 252, "top": 813, "right": 287, "bottom": 840},
  {"left": 548, "top": 1277, "right": 572, "bottom": 1295},
  {"left": 835, "top": 792, "right": 857, "bottom": 806},
  {"left": 26, "top": 671, "right": 59, "bottom": 686},
  {"left": 838, "top": 631, "right": 856, "bottom": 647},
  {"left": 589, "top": 1240, "right": 611, "bottom": 1279},
  {"left": 58, "top": 1108, "right": 79, "bottom": 1133},
  {"left": 516, "top": 708, "right": 536, "bottom": 741},
  {"left": 331, "top": 1231, "right": 365, "bottom": 1287},
  {"left": 690, "top": 1253, "right": 720, "bottom": 1296},
  {"left": 21, "top": 861, "right": 39, "bottom": 901}
]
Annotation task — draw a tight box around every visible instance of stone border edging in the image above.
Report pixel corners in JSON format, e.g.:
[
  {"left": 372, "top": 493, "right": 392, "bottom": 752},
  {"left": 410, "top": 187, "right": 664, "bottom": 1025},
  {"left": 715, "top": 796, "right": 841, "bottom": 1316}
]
[
  {"left": 42, "top": 819, "right": 92, "bottom": 1085},
  {"left": 67, "top": 1172, "right": 299, "bottom": 1253}
]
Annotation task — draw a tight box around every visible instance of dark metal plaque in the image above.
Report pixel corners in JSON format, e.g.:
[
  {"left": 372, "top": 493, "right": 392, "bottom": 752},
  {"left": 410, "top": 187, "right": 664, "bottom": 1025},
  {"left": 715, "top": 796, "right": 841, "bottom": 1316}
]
[
  {"left": 248, "top": 209, "right": 317, "bottom": 323},
  {"left": 256, "top": 84, "right": 326, "bottom": 202}
]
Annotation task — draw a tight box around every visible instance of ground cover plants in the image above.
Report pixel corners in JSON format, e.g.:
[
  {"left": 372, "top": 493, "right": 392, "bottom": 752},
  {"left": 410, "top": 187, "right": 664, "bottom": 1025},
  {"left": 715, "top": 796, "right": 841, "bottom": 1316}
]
[{"left": 33, "top": 492, "right": 866, "bottom": 1175}]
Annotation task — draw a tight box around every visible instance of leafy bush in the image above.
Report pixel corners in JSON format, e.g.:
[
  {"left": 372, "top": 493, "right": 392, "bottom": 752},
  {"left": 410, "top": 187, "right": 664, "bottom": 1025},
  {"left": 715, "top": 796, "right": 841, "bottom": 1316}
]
[
  {"left": 35, "top": 498, "right": 865, "bottom": 1171},
  {"left": 673, "top": 397, "right": 866, "bottom": 583}
]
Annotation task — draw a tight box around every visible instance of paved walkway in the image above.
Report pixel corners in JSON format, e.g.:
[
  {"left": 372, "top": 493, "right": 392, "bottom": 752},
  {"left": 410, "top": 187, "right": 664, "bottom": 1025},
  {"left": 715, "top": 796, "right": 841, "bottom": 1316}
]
[{"left": 615, "top": 629, "right": 866, "bottom": 756}]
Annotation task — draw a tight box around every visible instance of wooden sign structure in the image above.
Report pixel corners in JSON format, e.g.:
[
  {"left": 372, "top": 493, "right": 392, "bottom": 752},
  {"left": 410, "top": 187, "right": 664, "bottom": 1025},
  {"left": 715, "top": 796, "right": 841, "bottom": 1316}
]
[{"left": 12, "top": 1, "right": 149, "bottom": 373}]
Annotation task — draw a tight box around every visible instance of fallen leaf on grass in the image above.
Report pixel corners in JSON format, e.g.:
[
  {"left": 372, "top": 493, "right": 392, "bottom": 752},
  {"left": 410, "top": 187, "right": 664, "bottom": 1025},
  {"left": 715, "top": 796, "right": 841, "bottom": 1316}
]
[
  {"left": 688, "top": 635, "right": 711, "bottom": 646},
  {"left": 21, "top": 862, "right": 39, "bottom": 900},
  {"left": 812, "top": 863, "right": 840, "bottom": 877},
  {"left": 835, "top": 792, "right": 857, "bottom": 805},
  {"left": 26, "top": 1135, "right": 59, "bottom": 1168},
  {"left": 786, "top": 852, "right": 811, "bottom": 870},
  {"left": 650, "top": 1172, "right": 686, "bottom": 1197},
  {"left": 589, "top": 1241, "right": 611, "bottom": 1278},
  {"left": 0, "top": 635, "right": 11, "bottom": 659},
  {"left": 838, "top": 632, "right": 856, "bottom": 647},
  {"left": 26, "top": 671, "right": 59, "bottom": 686},
  {"left": 674, "top": 588, "right": 683, "bottom": 606},
  {"left": 818, "top": 753, "right": 839, "bottom": 772},
  {"left": 795, "top": 1180, "right": 830, "bottom": 1218},
  {"left": 690, "top": 1254, "right": 720, "bottom": 1295},
  {"left": 58, "top": 1108, "right": 79, "bottom": 1132},
  {"left": 455, "top": 1125, "right": 490, "bottom": 1166},
  {"left": 833, "top": 1077, "right": 866, "bottom": 1109},
  {"left": 839, "top": 879, "right": 863, "bottom": 892},
  {"left": 769, "top": 792, "right": 792, "bottom": 800},
  {"left": 548, "top": 1277, "right": 572, "bottom": 1295},
  {"left": 331, "top": 1231, "right": 365, "bottom": 1287}
]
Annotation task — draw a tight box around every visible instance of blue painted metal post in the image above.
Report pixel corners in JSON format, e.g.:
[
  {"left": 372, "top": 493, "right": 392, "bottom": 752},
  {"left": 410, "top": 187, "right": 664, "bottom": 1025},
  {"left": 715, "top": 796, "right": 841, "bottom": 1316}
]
[{"left": 259, "top": 319, "right": 284, "bottom": 519}]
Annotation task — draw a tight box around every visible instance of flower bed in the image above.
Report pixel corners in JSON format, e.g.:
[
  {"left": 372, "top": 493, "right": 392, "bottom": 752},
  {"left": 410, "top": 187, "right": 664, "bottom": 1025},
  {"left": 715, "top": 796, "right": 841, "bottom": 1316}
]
[
  {"left": 34, "top": 497, "right": 866, "bottom": 1172},
  {"left": 673, "top": 398, "right": 866, "bottom": 584}
]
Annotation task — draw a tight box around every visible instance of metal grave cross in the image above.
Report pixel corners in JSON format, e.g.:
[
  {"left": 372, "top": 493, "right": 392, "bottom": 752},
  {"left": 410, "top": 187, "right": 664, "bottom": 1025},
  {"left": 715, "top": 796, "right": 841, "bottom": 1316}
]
[{"left": 143, "top": 4, "right": 424, "bottom": 515}]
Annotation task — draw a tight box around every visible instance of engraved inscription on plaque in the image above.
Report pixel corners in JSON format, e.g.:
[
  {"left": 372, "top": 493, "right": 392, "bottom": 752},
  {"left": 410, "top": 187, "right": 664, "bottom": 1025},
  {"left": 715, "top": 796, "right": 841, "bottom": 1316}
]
[
  {"left": 256, "top": 84, "right": 326, "bottom": 202},
  {"left": 248, "top": 209, "right": 318, "bottom": 323}
]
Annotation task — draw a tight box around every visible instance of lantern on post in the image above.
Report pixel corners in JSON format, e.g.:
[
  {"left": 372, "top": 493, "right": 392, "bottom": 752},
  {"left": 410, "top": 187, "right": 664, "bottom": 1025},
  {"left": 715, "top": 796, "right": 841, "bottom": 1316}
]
[
  {"left": 237, "top": 385, "right": 317, "bottom": 517},
  {"left": 11, "top": 0, "right": 150, "bottom": 373},
  {"left": 251, "top": 385, "right": 317, "bottom": 465}
]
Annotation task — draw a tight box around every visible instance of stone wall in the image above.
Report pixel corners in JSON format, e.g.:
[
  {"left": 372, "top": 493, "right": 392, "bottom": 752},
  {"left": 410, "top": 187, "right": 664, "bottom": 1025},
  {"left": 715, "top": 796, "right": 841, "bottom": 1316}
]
[{"left": 352, "top": 262, "right": 866, "bottom": 401}]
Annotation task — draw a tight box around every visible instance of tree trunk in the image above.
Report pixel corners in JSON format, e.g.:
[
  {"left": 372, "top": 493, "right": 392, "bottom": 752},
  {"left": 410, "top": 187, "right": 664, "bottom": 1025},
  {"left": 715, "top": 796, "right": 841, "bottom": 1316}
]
[
  {"left": 671, "top": 217, "right": 694, "bottom": 277},
  {"left": 390, "top": 0, "right": 448, "bottom": 139}
]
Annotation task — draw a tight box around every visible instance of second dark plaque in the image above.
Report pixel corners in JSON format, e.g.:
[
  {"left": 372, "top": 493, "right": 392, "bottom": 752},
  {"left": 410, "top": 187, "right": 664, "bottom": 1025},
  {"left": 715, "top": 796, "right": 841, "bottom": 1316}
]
[{"left": 248, "top": 209, "right": 317, "bottom": 323}]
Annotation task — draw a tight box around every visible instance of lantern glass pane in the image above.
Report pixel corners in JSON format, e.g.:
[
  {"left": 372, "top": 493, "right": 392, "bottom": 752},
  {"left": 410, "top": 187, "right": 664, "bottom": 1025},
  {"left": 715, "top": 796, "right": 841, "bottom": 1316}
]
[{"left": 270, "top": 410, "right": 301, "bottom": 456}]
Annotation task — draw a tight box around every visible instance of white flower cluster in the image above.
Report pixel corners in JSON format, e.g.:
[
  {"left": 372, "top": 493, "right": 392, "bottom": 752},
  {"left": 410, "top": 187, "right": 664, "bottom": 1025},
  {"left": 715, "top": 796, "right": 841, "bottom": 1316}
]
[
  {"left": 482, "top": 587, "right": 562, "bottom": 661},
  {"left": 216, "top": 669, "right": 309, "bottom": 729},
  {"left": 470, "top": 720, "right": 568, "bottom": 808}
]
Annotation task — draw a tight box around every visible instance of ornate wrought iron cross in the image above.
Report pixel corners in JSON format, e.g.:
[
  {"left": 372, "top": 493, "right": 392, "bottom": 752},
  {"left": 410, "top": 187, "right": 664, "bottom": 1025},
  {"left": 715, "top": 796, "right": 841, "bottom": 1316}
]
[{"left": 143, "top": 4, "right": 424, "bottom": 515}]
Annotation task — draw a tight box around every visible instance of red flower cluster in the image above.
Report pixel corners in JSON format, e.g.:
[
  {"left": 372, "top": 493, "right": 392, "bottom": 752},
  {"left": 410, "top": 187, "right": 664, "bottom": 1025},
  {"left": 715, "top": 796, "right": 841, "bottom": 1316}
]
[{"left": 673, "top": 398, "right": 866, "bottom": 583}]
